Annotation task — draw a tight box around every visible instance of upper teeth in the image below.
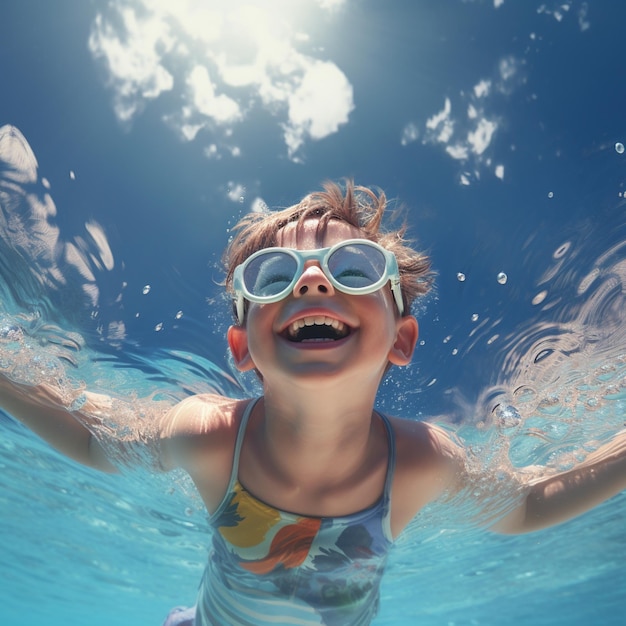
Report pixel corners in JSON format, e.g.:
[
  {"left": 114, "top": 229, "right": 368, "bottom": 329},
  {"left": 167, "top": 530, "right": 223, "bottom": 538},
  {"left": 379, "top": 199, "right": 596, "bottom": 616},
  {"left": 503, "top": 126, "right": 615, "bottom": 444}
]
[{"left": 287, "top": 316, "right": 347, "bottom": 337}]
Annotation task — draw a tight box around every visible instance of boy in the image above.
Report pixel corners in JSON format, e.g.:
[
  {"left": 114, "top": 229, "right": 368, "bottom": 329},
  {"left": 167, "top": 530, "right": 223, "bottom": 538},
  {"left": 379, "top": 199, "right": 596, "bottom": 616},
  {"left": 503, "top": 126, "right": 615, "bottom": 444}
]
[{"left": 2, "top": 181, "right": 626, "bottom": 626}]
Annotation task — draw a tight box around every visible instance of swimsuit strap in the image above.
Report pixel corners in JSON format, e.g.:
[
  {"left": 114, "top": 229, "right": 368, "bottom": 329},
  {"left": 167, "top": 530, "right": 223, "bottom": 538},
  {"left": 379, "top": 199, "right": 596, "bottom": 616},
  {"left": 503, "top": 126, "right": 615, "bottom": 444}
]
[
  {"left": 377, "top": 411, "right": 396, "bottom": 540},
  {"left": 224, "top": 397, "right": 261, "bottom": 494}
]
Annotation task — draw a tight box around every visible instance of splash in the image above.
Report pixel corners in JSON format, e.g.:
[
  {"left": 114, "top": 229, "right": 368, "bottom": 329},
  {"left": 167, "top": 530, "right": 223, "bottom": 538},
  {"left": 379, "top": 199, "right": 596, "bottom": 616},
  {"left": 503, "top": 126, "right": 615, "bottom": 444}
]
[
  {"left": 464, "top": 214, "right": 626, "bottom": 489},
  {"left": 0, "top": 125, "right": 241, "bottom": 467}
]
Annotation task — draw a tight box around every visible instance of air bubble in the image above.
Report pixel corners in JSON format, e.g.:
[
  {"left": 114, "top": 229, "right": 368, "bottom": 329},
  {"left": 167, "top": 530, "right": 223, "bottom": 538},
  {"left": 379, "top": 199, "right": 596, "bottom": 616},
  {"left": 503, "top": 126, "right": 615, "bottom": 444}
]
[
  {"left": 616, "top": 142, "right": 625, "bottom": 154},
  {"left": 155, "top": 322, "right": 163, "bottom": 332},
  {"left": 142, "top": 285, "right": 151, "bottom": 295},
  {"left": 69, "top": 393, "right": 87, "bottom": 412},
  {"left": 494, "top": 404, "right": 522, "bottom": 429},
  {"left": 548, "top": 191, "right": 554, "bottom": 198},
  {"left": 175, "top": 311, "right": 183, "bottom": 320},
  {"left": 0, "top": 323, "right": 23, "bottom": 342},
  {"left": 457, "top": 272, "right": 466, "bottom": 282},
  {"left": 471, "top": 313, "right": 479, "bottom": 322},
  {"left": 497, "top": 272, "right": 508, "bottom": 285}
]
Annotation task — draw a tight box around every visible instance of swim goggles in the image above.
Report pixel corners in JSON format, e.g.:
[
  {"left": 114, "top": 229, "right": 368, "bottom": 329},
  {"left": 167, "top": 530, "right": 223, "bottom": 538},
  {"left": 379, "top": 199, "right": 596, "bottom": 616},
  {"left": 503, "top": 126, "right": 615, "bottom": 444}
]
[{"left": 232, "top": 239, "right": 404, "bottom": 324}]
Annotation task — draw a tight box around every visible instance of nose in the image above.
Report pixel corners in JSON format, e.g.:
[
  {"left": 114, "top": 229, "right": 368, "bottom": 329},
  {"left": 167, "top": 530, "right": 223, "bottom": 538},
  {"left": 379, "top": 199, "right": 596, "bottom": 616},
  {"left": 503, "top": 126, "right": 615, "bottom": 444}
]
[{"left": 292, "top": 263, "right": 336, "bottom": 298}]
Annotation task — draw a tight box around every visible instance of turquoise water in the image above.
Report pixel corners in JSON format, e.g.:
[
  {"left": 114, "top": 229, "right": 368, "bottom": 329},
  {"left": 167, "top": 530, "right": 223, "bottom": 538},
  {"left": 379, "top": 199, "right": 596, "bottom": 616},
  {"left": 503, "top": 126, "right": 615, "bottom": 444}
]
[{"left": 2, "top": 1, "right": 626, "bottom": 624}]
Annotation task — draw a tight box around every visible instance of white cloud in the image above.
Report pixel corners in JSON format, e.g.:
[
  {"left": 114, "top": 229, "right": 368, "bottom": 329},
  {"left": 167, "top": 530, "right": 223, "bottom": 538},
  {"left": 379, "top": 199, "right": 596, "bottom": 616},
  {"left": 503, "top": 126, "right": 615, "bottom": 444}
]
[
  {"left": 251, "top": 197, "right": 269, "bottom": 213},
  {"left": 187, "top": 65, "right": 242, "bottom": 124},
  {"left": 227, "top": 182, "right": 246, "bottom": 203},
  {"left": 88, "top": 10, "right": 175, "bottom": 123},
  {"left": 316, "top": 0, "right": 346, "bottom": 10},
  {"left": 88, "top": 0, "right": 354, "bottom": 161},
  {"left": 284, "top": 61, "right": 354, "bottom": 158},
  {"left": 400, "top": 122, "right": 420, "bottom": 146},
  {"left": 446, "top": 144, "right": 469, "bottom": 160},
  {"left": 425, "top": 98, "right": 455, "bottom": 143},
  {"left": 409, "top": 54, "right": 527, "bottom": 183},
  {"left": 468, "top": 118, "right": 497, "bottom": 155},
  {"left": 204, "top": 144, "right": 219, "bottom": 159},
  {"left": 473, "top": 79, "right": 491, "bottom": 98}
]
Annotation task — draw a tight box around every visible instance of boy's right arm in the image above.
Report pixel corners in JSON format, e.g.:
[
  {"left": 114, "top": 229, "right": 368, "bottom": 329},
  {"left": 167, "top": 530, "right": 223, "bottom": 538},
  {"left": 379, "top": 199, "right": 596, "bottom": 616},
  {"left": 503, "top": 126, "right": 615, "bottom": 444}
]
[
  {"left": 0, "top": 377, "right": 117, "bottom": 472},
  {"left": 1, "top": 375, "right": 236, "bottom": 485}
]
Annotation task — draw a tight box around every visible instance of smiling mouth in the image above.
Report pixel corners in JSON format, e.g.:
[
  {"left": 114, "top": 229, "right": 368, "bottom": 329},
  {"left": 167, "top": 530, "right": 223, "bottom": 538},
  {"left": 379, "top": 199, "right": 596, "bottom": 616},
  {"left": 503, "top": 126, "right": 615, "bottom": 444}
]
[{"left": 283, "top": 315, "right": 351, "bottom": 343}]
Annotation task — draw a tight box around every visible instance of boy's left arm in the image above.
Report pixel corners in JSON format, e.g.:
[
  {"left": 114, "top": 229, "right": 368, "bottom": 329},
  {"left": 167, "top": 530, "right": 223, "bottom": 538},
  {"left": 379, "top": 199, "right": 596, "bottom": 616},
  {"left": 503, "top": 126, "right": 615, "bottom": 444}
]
[{"left": 492, "top": 429, "right": 626, "bottom": 534}]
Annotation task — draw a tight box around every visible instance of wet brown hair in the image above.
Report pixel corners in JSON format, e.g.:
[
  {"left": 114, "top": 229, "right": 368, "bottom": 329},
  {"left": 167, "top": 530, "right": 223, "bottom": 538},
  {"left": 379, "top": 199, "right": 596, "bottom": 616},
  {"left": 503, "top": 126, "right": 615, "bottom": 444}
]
[{"left": 224, "top": 180, "right": 433, "bottom": 321}]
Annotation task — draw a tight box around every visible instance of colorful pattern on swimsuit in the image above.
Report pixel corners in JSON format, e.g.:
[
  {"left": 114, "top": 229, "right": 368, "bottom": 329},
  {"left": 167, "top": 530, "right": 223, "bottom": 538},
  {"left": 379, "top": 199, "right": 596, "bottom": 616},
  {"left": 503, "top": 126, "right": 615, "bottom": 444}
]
[{"left": 194, "top": 399, "right": 396, "bottom": 626}]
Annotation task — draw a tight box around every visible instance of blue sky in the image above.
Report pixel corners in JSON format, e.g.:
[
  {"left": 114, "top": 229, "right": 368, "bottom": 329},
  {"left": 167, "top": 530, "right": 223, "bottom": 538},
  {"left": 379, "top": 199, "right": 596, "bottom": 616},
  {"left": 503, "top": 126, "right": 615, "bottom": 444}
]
[{"left": 1, "top": 0, "right": 625, "bottom": 411}]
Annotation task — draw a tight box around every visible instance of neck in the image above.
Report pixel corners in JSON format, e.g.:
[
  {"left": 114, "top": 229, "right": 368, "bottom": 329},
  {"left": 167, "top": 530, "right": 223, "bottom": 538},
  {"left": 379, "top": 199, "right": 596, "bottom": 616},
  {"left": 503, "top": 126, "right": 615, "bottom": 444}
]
[{"left": 254, "top": 376, "right": 382, "bottom": 487}]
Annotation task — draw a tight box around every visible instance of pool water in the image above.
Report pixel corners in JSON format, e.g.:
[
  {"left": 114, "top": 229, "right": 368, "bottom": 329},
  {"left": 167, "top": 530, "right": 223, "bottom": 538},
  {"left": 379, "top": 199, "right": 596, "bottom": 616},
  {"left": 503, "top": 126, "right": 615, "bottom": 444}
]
[
  {"left": 2, "top": 418, "right": 625, "bottom": 625},
  {"left": 2, "top": 1, "right": 626, "bottom": 624}
]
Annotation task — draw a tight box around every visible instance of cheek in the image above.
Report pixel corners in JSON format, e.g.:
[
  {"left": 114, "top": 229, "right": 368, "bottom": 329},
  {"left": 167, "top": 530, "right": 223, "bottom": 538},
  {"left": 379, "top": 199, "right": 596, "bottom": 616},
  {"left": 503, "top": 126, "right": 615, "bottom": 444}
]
[
  {"left": 359, "top": 290, "right": 396, "bottom": 317},
  {"left": 246, "top": 302, "right": 273, "bottom": 324},
  {"left": 244, "top": 304, "right": 279, "bottom": 346}
]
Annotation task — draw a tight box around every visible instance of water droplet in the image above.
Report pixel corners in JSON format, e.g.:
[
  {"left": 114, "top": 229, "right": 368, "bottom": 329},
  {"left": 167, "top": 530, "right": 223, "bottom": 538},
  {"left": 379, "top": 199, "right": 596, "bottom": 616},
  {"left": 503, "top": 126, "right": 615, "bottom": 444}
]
[
  {"left": 457, "top": 272, "right": 466, "bottom": 282},
  {"left": 69, "top": 393, "right": 87, "bottom": 412},
  {"left": 497, "top": 272, "right": 508, "bottom": 284},
  {"left": 553, "top": 242, "right": 570, "bottom": 259},
  {"left": 616, "top": 142, "right": 625, "bottom": 154},
  {"left": 494, "top": 404, "right": 522, "bottom": 429},
  {"left": 142, "top": 285, "right": 151, "bottom": 295},
  {"left": 0, "top": 323, "right": 23, "bottom": 342}
]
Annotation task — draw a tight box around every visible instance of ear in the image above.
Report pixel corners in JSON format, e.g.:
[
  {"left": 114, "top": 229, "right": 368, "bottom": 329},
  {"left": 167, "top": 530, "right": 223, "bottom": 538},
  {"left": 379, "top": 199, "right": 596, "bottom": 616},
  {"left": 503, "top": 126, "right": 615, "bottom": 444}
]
[
  {"left": 227, "top": 325, "right": 256, "bottom": 372},
  {"left": 388, "top": 315, "right": 419, "bottom": 366}
]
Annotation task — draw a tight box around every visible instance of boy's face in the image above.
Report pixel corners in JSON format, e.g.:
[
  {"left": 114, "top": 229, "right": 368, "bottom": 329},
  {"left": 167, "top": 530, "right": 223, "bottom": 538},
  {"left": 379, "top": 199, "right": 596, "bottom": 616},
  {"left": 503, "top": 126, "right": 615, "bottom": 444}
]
[{"left": 227, "top": 219, "right": 418, "bottom": 388}]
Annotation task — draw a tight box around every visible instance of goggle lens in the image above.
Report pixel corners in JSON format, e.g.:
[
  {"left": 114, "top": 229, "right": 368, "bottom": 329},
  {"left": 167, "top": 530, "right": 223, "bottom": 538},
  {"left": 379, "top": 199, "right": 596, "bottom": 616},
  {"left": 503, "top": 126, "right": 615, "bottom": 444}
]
[
  {"left": 243, "top": 252, "right": 298, "bottom": 298},
  {"left": 327, "top": 243, "right": 387, "bottom": 290}
]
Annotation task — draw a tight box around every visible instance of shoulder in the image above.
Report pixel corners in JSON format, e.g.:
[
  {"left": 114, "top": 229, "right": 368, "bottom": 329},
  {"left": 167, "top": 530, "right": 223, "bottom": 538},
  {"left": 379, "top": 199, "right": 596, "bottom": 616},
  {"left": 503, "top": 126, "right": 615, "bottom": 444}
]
[
  {"left": 386, "top": 415, "right": 466, "bottom": 533},
  {"left": 161, "top": 393, "right": 242, "bottom": 435},
  {"left": 158, "top": 394, "right": 251, "bottom": 471},
  {"left": 389, "top": 415, "right": 464, "bottom": 467}
]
